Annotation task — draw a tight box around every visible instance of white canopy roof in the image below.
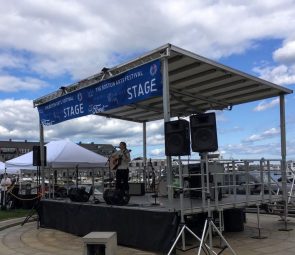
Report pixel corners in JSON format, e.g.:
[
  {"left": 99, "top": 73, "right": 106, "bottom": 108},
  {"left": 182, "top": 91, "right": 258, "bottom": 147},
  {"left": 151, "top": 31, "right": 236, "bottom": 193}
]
[
  {"left": 5, "top": 140, "right": 108, "bottom": 172},
  {"left": 0, "top": 161, "right": 5, "bottom": 171}
]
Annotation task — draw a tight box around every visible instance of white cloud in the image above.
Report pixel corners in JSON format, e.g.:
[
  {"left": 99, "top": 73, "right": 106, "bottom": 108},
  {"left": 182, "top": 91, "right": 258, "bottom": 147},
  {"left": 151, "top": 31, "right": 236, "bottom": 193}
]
[
  {"left": 0, "top": 53, "right": 26, "bottom": 70},
  {"left": 221, "top": 142, "right": 281, "bottom": 159},
  {"left": 42, "top": 115, "right": 144, "bottom": 145},
  {"left": 273, "top": 40, "right": 295, "bottom": 64},
  {"left": 0, "top": 98, "right": 164, "bottom": 149},
  {"left": 1, "top": 1, "right": 295, "bottom": 160},
  {"left": 221, "top": 137, "right": 295, "bottom": 159},
  {"left": 219, "top": 126, "right": 243, "bottom": 135},
  {"left": 216, "top": 112, "right": 228, "bottom": 122},
  {"left": 0, "top": 0, "right": 295, "bottom": 80},
  {"left": 253, "top": 33, "right": 295, "bottom": 87},
  {"left": 0, "top": 99, "right": 39, "bottom": 140},
  {"left": 150, "top": 148, "right": 165, "bottom": 157},
  {"left": 243, "top": 127, "right": 280, "bottom": 143},
  {"left": 254, "top": 98, "right": 279, "bottom": 111},
  {"left": 0, "top": 75, "right": 48, "bottom": 92},
  {"left": 253, "top": 65, "right": 295, "bottom": 86}
]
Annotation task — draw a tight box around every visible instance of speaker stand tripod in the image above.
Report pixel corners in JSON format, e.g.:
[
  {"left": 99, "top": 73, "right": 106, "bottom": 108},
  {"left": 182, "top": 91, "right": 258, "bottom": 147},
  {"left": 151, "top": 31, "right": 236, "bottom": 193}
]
[
  {"left": 21, "top": 198, "right": 40, "bottom": 227},
  {"left": 167, "top": 156, "right": 205, "bottom": 254},
  {"left": 197, "top": 153, "right": 237, "bottom": 255}
]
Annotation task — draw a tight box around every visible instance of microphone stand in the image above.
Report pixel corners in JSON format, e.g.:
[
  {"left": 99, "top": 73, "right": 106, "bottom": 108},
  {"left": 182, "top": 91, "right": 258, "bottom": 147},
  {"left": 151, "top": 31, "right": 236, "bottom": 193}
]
[{"left": 105, "top": 155, "right": 113, "bottom": 189}]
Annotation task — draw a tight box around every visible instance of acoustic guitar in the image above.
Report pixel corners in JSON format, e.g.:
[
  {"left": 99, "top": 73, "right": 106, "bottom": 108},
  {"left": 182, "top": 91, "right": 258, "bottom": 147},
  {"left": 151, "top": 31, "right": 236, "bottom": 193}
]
[{"left": 110, "top": 156, "right": 122, "bottom": 170}]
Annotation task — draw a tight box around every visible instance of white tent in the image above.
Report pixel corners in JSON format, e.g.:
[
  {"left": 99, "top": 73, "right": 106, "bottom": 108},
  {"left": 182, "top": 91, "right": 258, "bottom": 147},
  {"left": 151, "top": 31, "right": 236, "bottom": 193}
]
[
  {"left": 5, "top": 140, "right": 108, "bottom": 172},
  {"left": 0, "top": 161, "right": 5, "bottom": 171}
]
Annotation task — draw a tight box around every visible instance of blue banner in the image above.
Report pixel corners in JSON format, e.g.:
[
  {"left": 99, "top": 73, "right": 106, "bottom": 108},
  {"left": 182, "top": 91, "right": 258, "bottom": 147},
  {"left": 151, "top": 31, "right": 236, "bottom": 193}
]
[{"left": 38, "top": 59, "right": 162, "bottom": 125}]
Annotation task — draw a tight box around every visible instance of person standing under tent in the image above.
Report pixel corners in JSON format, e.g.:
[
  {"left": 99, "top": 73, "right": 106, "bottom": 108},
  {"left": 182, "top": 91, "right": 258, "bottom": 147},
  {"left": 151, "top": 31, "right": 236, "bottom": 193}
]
[
  {"left": 111, "top": 142, "right": 131, "bottom": 194},
  {"left": 1, "top": 172, "right": 12, "bottom": 209}
]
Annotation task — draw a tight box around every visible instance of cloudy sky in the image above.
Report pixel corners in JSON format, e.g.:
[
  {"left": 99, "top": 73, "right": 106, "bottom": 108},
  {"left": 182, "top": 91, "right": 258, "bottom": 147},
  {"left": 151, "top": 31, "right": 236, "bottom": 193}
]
[{"left": 0, "top": 0, "right": 295, "bottom": 160}]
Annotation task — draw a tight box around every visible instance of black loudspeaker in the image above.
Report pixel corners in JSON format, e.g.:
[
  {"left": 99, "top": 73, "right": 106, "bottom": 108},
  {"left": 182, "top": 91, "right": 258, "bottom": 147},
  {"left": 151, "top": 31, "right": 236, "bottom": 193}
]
[
  {"left": 33, "top": 146, "right": 47, "bottom": 166},
  {"left": 103, "top": 189, "right": 130, "bottom": 205},
  {"left": 165, "top": 119, "right": 190, "bottom": 156},
  {"left": 68, "top": 187, "right": 91, "bottom": 202},
  {"left": 187, "top": 163, "right": 219, "bottom": 200},
  {"left": 190, "top": 112, "right": 218, "bottom": 153},
  {"left": 224, "top": 209, "right": 245, "bottom": 232},
  {"left": 188, "top": 164, "right": 202, "bottom": 198}
]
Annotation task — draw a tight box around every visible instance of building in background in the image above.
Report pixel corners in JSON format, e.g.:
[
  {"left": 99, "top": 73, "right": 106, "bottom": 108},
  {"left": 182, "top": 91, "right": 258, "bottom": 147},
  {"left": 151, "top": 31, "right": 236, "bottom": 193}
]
[
  {"left": 0, "top": 140, "right": 39, "bottom": 161},
  {"left": 78, "top": 142, "right": 116, "bottom": 158}
]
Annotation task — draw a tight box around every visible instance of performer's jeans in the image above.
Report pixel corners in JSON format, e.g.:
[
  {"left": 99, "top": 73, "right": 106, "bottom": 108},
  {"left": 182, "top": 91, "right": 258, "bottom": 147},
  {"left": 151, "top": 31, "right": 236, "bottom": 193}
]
[{"left": 116, "top": 169, "right": 129, "bottom": 193}]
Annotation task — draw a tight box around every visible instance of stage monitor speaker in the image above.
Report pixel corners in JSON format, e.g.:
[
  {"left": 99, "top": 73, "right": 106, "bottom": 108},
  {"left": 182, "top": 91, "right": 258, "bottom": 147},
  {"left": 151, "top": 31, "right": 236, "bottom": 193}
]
[
  {"left": 68, "top": 187, "right": 90, "bottom": 202},
  {"left": 165, "top": 119, "right": 190, "bottom": 156},
  {"left": 187, "top": 164, "right": 215, "bottom": 199},
  {"left": 224, "top": 208, "right": 245, "bottom": 232},
  {"left": 190, "top": 112, "right": 218, "bottom": 153},
  {"left": 103, "top": 189, "right": 130, "bottom": 205},
  {"left": 33, "top": 145, "right": 47, "bottom": 166}
]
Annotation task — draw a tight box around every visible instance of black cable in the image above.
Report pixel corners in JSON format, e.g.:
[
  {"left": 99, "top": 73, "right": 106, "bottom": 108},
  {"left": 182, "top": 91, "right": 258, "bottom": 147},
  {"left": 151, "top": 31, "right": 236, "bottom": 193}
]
[{"left": 217, "top": 245, "right": 228, "bottom": 255}]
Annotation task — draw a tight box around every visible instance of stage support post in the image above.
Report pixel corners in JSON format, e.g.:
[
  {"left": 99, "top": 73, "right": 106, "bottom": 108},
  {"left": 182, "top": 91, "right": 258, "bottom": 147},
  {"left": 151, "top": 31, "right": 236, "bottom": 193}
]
[
  {"left": 279, "top": 95, "right": 292, "bottom": 231},
  {"left": 162, "top": 46, "right": 173, "bottom": 202},
  {"left": 143, "top": 121, "right": 147, "bottom": 190},
  {"left": 251, "top": 204, "right": 267, "bottom": 239},
  {"left": 39, "top": 120, "right": 45, "bottom": 197}
]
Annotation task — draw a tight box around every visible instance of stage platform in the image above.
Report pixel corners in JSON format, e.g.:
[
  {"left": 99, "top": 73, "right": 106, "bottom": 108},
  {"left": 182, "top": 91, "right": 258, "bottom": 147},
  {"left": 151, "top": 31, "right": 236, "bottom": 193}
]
[
  {"left": 37, "top": 192, "right": 282, "bottom": 252},
  {"left": 118, "top": 192, "right": 282, "bottom": 214}
]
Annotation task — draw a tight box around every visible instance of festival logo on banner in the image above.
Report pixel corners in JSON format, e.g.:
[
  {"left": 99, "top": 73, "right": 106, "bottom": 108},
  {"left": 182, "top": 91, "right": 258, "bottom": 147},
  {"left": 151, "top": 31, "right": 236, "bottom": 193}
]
[{"left": 38, "top": 59, "right": 163, "bottom": 125}]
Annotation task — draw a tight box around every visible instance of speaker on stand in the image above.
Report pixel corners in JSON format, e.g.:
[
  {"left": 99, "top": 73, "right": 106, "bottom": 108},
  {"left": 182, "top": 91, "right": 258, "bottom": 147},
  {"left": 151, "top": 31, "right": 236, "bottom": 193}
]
[
  {"left": 189, "top": 112, "right": 219, "bottom": 201},
  {"left": 190, "top": 112, "right": 218, "bottom": 153},
  {"left": 164, "top": 119, "right": 190, "bottom": 156},
  {"left": 32, "top": 145, "right": 47, "bottom": 196},
  {"left": 33, "top": 145, "right": 47, "bottom": 166}
]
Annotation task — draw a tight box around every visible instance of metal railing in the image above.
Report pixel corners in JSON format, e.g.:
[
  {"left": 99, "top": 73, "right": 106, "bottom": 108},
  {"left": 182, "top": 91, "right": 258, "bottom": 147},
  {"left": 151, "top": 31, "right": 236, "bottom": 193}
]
[{"left": 167, "top": 158, "right": 292, "bottom": 214}]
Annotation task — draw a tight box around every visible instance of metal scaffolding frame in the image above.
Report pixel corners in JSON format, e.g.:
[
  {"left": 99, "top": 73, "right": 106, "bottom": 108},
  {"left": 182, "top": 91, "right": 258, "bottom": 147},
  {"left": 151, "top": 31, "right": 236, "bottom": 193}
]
[{"left": 33, "top": 44, "right": 292, "bottom": 221}]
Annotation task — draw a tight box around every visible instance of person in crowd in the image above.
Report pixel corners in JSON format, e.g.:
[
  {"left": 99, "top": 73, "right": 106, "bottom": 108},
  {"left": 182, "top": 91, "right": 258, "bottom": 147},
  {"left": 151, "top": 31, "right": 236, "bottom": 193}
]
[
  {"left": 0, "top": 172, "right": 12, "bottom": 209},
  {"left": 111, "top": 142, "right": 131, "bottom": 194}
]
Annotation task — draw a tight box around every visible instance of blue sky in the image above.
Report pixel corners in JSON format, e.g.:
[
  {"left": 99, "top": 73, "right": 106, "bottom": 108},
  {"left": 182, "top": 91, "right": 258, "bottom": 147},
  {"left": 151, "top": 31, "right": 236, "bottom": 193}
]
[{"left": 0, "top": 0, "right": 295, "bottom": 160}]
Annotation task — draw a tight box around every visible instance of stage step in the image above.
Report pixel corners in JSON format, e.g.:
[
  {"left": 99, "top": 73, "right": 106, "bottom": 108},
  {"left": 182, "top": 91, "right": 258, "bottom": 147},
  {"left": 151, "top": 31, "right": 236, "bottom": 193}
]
[{"left": 82, "top": 232, "right": 117, "bottom": 255}]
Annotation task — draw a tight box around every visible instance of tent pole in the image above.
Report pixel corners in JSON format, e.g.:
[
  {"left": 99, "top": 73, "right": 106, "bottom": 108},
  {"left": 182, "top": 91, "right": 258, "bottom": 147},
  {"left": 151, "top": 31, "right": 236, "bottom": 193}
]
[
  {"left": 143, "top": 122, "right": 147, "bottom": 190},
  {"left": 76, "top": 165, "right": 79, "bottom": 189},
  {"left": 39, "top": 120, "right": 45, "bottom": 197},
  {"left": 90, "top": 169, "right": 95, "bottom": 201},
  {"left": 66, "top": 169, "right": 69, "bottom": 195},
  {"left": 162, "top": 47, "right": 173, "bottom": 202}
]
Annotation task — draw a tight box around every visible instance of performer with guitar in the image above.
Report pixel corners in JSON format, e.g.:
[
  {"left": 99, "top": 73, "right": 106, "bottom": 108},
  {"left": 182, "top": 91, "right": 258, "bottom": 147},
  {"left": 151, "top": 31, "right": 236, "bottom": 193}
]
[{"left": 111, "top": 141, "right": 131, "bottom": 194}]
